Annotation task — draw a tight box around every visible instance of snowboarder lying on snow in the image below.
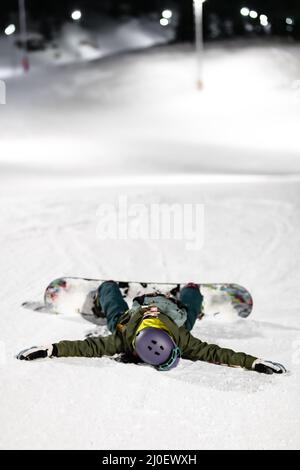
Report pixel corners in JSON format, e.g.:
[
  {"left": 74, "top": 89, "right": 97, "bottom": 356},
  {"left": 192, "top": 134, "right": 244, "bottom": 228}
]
[{"left": 17, "top": 281, "right": 286, "bottom": 374}]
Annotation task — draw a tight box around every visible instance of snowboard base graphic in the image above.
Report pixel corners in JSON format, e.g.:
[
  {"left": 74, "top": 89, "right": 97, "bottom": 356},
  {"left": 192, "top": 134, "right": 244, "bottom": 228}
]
[{"left": 42, "top": 277, "right": 253, "bottom": 320}]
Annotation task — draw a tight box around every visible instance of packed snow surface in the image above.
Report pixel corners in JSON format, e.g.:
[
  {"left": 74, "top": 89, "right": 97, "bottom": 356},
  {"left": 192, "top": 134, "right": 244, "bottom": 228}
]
[{"left": 0, "top": 39, "right": 300, "bottom": 449}]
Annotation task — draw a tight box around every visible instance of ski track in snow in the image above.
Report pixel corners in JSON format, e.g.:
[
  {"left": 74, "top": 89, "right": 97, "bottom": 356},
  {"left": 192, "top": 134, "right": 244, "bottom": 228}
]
[{"left": 1, "top": 41, "right": 300, "bottom": 449}]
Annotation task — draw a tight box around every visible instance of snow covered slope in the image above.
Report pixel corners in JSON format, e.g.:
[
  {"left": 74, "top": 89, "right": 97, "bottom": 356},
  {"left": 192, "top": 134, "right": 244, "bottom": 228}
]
[
  {"left": 0, "top": 15, "right": 175, "bottom": 79},
  {"left": 1, "top": 40, "right": 300, "bottom": 176},
  {"left": 0, "top": 40, "right": 300, "bottom": 449}
]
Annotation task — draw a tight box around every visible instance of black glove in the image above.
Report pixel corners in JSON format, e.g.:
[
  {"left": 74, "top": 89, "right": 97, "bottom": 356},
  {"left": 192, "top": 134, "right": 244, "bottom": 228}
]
[
  {"left": 16, "top": 345, "right": 55, "bottom": 361},
  {"left": 252, "top": 359, "right": 287, "bottom": 375}
]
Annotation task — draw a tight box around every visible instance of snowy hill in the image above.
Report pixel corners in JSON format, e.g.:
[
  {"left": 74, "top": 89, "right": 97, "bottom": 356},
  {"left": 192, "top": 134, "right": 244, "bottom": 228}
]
[
  {"left": 0, "top": 15, "right": 175, "bottom": 79},
  {"left": 1, "top": 39, "right": 300, "bottom": 176},
  {"left": 0, "top": 39, "right": 300, "bottom": 450}
]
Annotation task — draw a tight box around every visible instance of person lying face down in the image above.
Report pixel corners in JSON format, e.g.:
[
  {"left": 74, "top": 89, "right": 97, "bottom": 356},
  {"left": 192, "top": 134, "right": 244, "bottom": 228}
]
[{"left": 17, "top": 281, "right": 287, "bottom": 375}]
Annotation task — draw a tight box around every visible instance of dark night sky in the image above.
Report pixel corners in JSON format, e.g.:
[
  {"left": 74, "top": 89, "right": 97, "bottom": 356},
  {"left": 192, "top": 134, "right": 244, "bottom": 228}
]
[
  {"left": 2, "top": 0, "right": 300, "bottom": 39},
  {"left": 2, "top": 1, "right": 300, "bottom": 17}
]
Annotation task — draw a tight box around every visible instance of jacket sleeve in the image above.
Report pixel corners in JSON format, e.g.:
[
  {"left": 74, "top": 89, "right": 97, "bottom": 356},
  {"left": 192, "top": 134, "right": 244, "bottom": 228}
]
[
  {"left": 53, "top": 332, "right": 124, "bottom": 358},
  {"left": 179, "top": 329, "right": 257, "bottom": 370}
]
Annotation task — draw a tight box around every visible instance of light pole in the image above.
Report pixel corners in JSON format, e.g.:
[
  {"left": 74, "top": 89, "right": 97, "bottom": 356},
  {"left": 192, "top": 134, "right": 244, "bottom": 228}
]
[
  {"left": 5, "top": 24, "right": 17, "bottom": 70},
  {"left": 193, "top": 0, "right": 206, "bottom": 90},
  {"left": 19, "top": 0, "right": 29, "bottom": 72}
]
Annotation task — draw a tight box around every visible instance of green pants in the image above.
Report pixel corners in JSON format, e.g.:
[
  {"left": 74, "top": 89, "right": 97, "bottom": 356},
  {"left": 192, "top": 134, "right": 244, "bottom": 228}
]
[{"left": 97, "top": 281, "right": 203, "bottom": 333}]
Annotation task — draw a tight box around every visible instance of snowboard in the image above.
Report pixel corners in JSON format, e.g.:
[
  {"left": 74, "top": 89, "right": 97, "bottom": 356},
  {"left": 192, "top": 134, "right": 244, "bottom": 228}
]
[{"left": 43, "top": 277, "right": 253, "bottom": 321}]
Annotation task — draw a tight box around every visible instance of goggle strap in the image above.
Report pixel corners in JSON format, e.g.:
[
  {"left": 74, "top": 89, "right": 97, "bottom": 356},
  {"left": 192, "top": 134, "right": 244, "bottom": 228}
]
[{"left": 157, "top": 347, "right": 181, "bottom": 371}]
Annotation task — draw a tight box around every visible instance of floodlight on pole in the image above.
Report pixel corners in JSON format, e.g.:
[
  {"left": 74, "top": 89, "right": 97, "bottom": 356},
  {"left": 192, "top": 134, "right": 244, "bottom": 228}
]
[
  {"left": 249, "top": 10, "right": 258, "bottom": 19},
  {"left": 71, "top": 10, "right": 82, "bottom": 21},
  {"left": 160, "top": 18, "right": 169, "bottom": 27},
  {"left": 162, "top": 10, "right": 173, "bottom": 20},
  {"left": 18, "top": 0, "right": 29, "bottom": 72},
  {"left": 194, "top": 0, "right": 206, "bottom": 90},
  {"left": 260, "top": 15, "right": 268, "bottom": 26},
  {"left": 240, "top": 8, "right": 250, "bottom": 17},
  {"left": 5, "top": 24, "right": 16, "bottom": 36}
]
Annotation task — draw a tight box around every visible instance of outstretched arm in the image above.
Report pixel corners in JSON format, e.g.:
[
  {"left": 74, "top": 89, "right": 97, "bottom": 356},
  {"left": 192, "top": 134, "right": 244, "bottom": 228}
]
[
  {"left": 179, "top": 330, "right": 286, "bottom": 374},
  {"left": 17, "top": 333, "right": 124, "bottom": 361}
]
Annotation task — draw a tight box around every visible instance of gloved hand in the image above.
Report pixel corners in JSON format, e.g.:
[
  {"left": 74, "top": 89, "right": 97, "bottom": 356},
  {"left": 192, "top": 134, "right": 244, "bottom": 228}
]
[
  {"left": 252, "top": 359, "right": 287, "bottom": 375},
  {"left": 16, "top": 345, "right": 54, "bottom": 361}
]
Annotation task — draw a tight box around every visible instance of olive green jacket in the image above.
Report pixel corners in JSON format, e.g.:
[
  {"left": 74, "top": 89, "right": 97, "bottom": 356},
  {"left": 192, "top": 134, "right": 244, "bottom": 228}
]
[{"left": 53, "top": 308, "right": 257, "bottom": 370}]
